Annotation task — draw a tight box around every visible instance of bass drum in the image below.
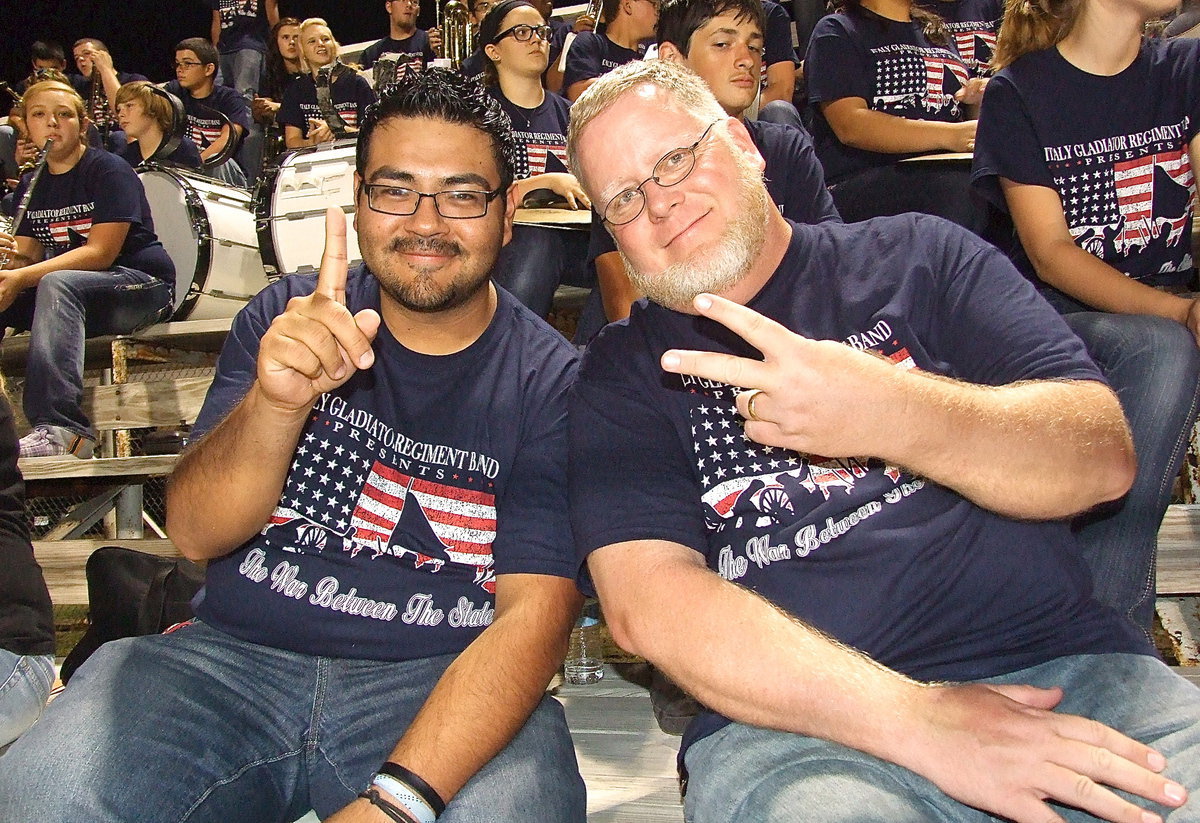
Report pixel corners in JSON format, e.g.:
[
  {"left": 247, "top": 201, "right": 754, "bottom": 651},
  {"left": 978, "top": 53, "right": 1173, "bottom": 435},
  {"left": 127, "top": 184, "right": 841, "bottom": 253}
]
[
  {"left": 139, "top": 166, "right": 270, "bottom": 320},
  {"left": 256, "top": 139, "right": 363, "bottom": 278}
]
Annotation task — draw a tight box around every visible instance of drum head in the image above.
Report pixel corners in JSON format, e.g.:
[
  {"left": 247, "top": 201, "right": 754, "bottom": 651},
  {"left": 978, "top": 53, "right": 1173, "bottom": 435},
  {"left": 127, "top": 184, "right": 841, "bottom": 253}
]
[{"left": 140, "top": 169, "right": 202, "bottom": 315}]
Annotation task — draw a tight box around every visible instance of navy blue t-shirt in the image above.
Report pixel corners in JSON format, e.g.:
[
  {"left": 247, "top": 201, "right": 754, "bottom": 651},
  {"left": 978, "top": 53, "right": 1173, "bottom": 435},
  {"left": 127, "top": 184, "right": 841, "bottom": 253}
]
[
  {"left": 806, "top": 9, "right": 971, "bottom": 181},
  {"left": 191, "top": 269, "right": 579, "bottom": 661},
  {"left": 917, "top": 0, "right": 1002, "bottom": 76},
  {"left": 278, "top": 72, "right": 378, "bottom": 137},
  {"left": 360, "top": 31, "right": 437, "bottom": 83},
  {"left": 489, "top": 88, "right": 572, "bottom": 178},
  {"left": 14, "top": 147, "right": 174, "bottom": 284},
  {"left": 763, "top": 0, "right": 799, "bottom": 72},
  {"left": 561, "top": 32, "right": 642, "bottom": 93},
  {"left": 570, "top": 215, "right": 1150, "bottom": 750},
  {"left": 164, "top": 81, "right": 253, "bottom": 151},
  {"left": 588, "top": 119, "right": 841, "bottom": 262},
  {"left": 973, "top": 38, "right": 1200, "bottom": 292},
  {"left": 210, "top": 0, "right": 270, "bottom": 53},
  {"left": 118, "top": 136, "right": 203, "bottom": 171}
]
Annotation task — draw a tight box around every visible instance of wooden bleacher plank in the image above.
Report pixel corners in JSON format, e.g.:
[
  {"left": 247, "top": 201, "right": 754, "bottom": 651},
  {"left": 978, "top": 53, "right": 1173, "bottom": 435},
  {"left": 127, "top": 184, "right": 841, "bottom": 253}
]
[
  {"left": 35, "top": 538, "right": 181, "bottom": 605},
  {"left": 19, "top": 454, "right": 180, "bottom": 483},
  {"left": 87, "top": 377, "right": 212, "bottom": 430},
  {"left": 1158, "top": 504, "right": 1200, "bottom": 595}
]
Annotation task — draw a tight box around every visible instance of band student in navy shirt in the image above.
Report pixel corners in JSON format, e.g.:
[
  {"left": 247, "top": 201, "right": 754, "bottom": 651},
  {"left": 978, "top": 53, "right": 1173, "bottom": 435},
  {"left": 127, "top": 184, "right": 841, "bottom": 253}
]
[
  {"left": 279, "top": 19, "right": 377, "bottom": 150},
  {"left": 210, "top": 0, "right": 280, "bottom": 99},
  {"left": 0, "top": 81, "right": 174, "bottom": 460},
  {"left": 562, "top": 0, "right": 657, "bottom": 100},
  {"left": 69, "top": 38, "right": 147, "bottom": 153},
  {"left": 972, "top": 0, "right": 1200, "bottom": 638},
  {"left": 359, "top": 0, "right": 442, "bottom": 86},
  {"left": 579, "top": 0, "right": 839, "bottom": 342},
  {"left": 0, "top": 69, "right": 585, "bottom": 823},
  {"left": 165, "top": 37, "right": 253, "bottom": 188},
  {"left": 917, "top": 0, "right": 1002, "bottom": 76},
  {"left": 805, "top": 0, "right": 1000, "bottom": 240},
  {"left": 482, "top": 0, "right": 592, "bottom": 316},
  {"left": 114, "top": 82, "right": 203, "bottom": 170},
  {"left": 567, "top": 58, "right": 1200, "bottom": 823}
]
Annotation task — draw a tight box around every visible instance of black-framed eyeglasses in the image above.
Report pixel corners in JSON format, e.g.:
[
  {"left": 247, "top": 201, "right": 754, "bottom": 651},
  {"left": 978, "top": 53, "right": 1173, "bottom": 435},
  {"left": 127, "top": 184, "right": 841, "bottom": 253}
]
[
  {"left": 602, "top": 120, "right": 720, "bottom": 225},
  {"left": 362, "top": 183, "right": 505, "bottom": 219},
  {"left": 494, "top": 24, "right": 553, "bottom": 43},
  {"left": 174, "top": 60, "right": 204, "bottom": 69}
]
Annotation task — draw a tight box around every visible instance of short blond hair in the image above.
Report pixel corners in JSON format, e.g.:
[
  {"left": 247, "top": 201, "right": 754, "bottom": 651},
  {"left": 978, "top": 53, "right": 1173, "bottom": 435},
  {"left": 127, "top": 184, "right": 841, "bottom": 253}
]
[
  {"left": 298, "top": 18, "right": 342, "bottom": 72},
  {"left": 114, "top": 81, "right": 174, "bottom": 132},
  {"left": 21, "top": 80, "right": 89, "bottom": 146},
  {"left": 566, "top": 60, "right": 726, "bottom": 193}
]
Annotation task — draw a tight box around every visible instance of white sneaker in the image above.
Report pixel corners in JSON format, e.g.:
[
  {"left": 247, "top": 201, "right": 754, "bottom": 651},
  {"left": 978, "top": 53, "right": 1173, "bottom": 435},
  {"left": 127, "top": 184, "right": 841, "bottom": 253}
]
[{"left": 18, "top": 426, "right": 95, "bottom": 459}]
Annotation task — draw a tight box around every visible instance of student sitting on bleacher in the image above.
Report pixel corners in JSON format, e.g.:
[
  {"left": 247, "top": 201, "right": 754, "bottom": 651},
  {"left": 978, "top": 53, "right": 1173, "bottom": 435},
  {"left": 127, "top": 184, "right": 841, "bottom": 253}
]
[
  {"left": 0, "top": 81, "right": 175, "bottom": 459},
  {"left": 113, "top": 81, "right": 202, "bottom": 170}
]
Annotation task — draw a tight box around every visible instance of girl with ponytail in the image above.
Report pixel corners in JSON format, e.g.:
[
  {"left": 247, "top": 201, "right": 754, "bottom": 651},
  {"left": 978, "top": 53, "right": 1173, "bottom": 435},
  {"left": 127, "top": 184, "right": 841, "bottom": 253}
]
[{"left": 973, "top": 0, "right": 1200, "bottom": 637}]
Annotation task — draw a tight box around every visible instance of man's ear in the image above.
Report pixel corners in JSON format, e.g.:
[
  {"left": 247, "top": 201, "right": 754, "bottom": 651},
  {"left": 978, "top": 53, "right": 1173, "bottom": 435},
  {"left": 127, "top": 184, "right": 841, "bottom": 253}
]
[
  {"left": 724, "top": 116, "right": 765, "bottom": 173},
  {"left": 501, "top": 183, "right": 517, "bottom": 247},
  {"left": 204, "top": 63, "right": 216, "bottom": 79},
  {"left": 658, "top": 42, "right": 685, "bottom": 63}
]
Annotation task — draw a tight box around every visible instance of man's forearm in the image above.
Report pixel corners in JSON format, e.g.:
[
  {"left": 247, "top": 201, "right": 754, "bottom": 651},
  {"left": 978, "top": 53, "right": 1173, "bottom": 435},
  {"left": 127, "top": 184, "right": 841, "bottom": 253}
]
[
  {"left": 166, "top": 382, "right": 313, "bottom": 560},
  {"left": 383, "top": 575, "right": 581, "bottom": 803},
  {"left": 881, "top": 373, "right": 1134, "bottom": 519}
]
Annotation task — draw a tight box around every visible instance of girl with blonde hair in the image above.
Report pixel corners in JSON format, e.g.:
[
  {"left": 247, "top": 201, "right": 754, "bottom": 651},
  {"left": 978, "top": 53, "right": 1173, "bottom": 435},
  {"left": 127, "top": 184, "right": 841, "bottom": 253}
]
[{"left": 972, "top": 0, "right": 1200, "bottom": 636}]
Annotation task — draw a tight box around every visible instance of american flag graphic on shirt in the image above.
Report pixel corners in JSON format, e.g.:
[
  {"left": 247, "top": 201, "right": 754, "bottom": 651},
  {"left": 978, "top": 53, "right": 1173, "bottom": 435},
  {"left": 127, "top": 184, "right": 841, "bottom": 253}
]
[
  {"left": 873, "top": 46, "right": 968, "bottom": 114},
  {"left": 261, "top": 420, "right": 497, "bottom": 592},
  {"left": 950, "top": 29, "right": 996, "bottom": 74}
]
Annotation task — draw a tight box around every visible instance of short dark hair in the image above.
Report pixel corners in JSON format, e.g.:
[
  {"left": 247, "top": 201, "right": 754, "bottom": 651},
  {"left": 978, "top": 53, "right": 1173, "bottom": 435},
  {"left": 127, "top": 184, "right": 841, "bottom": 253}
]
[
  {"left": 478, "top": 0, "right": 539, "bottom": 86},
  {"left": 73, "top": 37, "right": 109, "bottom": 51},
  {"left": 656, "top": 0, "right": 765, "bottom": 53},
  {"left": 175, "top": 37, "right": 219, "bottom": 67},
  {"left": 356, "top": 68, "right": 517, "bottom": 193},
  {"left": 31, "top": 41, "right": 66, "bottom": 64}
]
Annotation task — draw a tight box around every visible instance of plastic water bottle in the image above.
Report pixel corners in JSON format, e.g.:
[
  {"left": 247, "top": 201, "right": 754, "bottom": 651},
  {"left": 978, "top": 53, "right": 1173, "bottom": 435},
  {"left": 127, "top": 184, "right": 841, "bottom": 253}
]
[{"left": 564, "top": 603, "right": 604, "bottom": 685}]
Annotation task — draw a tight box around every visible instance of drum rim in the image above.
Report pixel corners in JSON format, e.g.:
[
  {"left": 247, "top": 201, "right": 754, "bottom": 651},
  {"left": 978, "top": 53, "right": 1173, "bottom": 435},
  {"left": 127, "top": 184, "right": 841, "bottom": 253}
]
[{"left": 139, "top": 164, "right": 217, "bottom": 321}]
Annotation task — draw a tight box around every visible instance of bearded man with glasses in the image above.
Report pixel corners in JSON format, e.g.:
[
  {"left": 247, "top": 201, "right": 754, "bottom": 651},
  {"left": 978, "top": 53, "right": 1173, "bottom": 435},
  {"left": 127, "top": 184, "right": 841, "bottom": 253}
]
[
  {"left": 0, "top": 69, "right": 586, "bottom": 823},
  {"left": 567, "top": 59, "right": 1200, "bottom": 823}
]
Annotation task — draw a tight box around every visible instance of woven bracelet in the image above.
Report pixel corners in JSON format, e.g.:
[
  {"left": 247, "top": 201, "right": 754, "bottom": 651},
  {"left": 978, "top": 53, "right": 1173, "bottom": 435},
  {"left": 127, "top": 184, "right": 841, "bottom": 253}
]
[
  {"left": 359, "top": 788, "right": 421, "bottom": 823},
  {"left": 378, "top": 761, "right": 446, "bottom": 817}
]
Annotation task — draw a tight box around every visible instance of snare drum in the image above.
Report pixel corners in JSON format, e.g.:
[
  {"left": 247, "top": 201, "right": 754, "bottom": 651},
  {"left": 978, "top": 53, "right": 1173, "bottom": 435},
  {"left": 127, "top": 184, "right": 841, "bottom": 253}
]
[
  {"left": 256, "top": 140, "right": 363, "bottom": 277},
  {"left": 139, "top": 166, "right": 270, "bottom": 320}
]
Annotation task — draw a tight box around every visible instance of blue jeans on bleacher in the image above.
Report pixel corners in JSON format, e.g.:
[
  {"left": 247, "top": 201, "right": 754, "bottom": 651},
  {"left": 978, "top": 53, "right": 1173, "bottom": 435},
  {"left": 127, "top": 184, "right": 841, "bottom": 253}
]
[
  {"left": 0, "top": 649, "right": 54, "bottom": 749},
  {"left": 0, "top": 621, "right": 586, "bottom": 821},
  {"left": 493, "top": 224, "right": 591, "bottom": 318},
  {"left": 1058, "top": 310, "right": 1200, "bottom": 637},
  {"left": 683, "top": 653, "right": 1200, "bottom": 822},
  {"left": 0, "top": 268, "right": 173, "bottom": 439}
]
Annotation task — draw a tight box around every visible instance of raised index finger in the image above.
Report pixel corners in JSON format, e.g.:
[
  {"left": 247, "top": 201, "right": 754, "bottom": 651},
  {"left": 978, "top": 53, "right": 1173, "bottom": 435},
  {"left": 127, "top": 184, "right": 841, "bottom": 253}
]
[{"left": 317, "top": 206, "right": 349, "bottom": 305}]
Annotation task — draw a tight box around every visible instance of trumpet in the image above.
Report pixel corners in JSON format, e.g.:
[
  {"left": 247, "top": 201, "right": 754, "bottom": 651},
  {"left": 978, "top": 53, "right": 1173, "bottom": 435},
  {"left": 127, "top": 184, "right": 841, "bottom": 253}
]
[
  {"left": 1, "top": 138, "right": 54, "bottom": 269},
  {"left": 439, "top": 0, "right": 472, "bottom": 70},
  {"left": 582, "top": 0, "right": 603, "bottom": 24}
]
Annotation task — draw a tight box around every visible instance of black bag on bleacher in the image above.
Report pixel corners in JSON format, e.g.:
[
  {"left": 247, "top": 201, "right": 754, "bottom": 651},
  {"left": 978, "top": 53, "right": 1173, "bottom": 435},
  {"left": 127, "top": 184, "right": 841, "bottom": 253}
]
[{"left": 60, "top": 546, "right": 205, "bottom": 684}]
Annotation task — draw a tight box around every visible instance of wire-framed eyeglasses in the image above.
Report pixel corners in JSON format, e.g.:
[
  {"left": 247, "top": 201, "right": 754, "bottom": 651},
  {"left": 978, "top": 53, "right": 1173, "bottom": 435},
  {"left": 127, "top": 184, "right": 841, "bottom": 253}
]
[
  {"left": 602, "top": 120, "right": 720, "bottom": 225},
  {"left": 362, "top": 183, "right": 505, "bottom": 219},
  {"left": 494, "top": 23, "right": 553, "bottom": 43}
]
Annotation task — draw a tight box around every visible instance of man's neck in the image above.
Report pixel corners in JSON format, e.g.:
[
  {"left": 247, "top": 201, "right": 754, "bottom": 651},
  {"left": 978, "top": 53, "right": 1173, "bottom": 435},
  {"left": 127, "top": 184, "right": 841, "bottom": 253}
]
[
  {"left": 498, "top": 73, "right": 545, "bottom": 108},
  {"left": 715, "top": 211, "right": 792, "bottom": 307},
  {"left": 188, "top": 79, "right": 215, "bottom": 99},
  {"left": 859, "top": 0, "right": 912, "bottom": 22},
  {"left": 391, "top": 22, "right": 418, "bottom": 40},
  {"left": 284, "top": 57, "right": 302, "bottom": 74},
  {"left": 380, "top": 281, "right": 499, "bottom": 355},
  {"left": 604, "top": 18, "right": 645, "bottom": 51}
]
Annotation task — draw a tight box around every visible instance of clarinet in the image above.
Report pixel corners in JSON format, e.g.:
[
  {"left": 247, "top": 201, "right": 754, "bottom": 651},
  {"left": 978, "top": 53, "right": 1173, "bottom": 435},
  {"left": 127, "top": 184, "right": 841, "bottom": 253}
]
[{"left": 1, "top": 138, "right": 54, "bottom": 269}]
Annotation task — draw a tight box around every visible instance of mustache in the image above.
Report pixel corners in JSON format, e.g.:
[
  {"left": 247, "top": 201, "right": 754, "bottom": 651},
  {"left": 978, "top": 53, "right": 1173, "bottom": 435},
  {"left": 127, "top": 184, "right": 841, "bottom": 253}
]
[{"left": 389, "top": 237, "right": 462, "bottom": 256}]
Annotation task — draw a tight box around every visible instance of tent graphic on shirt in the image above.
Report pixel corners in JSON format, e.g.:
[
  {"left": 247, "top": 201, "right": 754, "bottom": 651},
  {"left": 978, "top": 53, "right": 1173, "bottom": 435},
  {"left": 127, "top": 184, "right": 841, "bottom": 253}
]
[
  {"left": 1068, "top": 148, "right": 1194, "bottom": 263},
  {"left": 522, "top": 144, "right": 569, "bottom": 177},
  {"left": 951, "top": 30, "right": 996, "bottom": 72},
  {"left": 49, "top": 217, "right": 91, "bottom": 247},
  {"left": 261, "top": 456, "right": 497, "bottom": 593}
]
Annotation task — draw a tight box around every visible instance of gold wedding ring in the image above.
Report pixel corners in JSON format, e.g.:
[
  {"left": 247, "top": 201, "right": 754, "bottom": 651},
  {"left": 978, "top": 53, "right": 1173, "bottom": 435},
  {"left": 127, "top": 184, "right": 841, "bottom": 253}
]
[{"left": 743, "top": 389, "right": 764, "bottom": 422}]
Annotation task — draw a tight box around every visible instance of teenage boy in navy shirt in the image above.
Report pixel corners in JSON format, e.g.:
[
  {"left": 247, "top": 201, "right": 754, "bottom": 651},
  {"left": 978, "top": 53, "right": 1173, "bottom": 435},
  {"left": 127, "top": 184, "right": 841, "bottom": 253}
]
[
  {"left": 166, "top": 37, "right": 253, "bottom": 188},
  {"left": 360, "top": 0, "right": 443, "bottom": 85},
  {"left": 210, "top": 0, "right": 281, "bottom": 98},
  {"left": 0, "top": 69, "right": 585, "bottom": 823},
  {"left": 567, "top": 58, "right": 1200, "bottom": 823}
]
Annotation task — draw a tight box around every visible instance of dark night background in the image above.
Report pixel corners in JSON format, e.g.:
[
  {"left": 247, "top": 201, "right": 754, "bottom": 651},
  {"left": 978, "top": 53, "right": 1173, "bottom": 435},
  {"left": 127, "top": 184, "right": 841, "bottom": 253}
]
[{"left": 1, "top": 0, "right": 436, "bottom": 89}]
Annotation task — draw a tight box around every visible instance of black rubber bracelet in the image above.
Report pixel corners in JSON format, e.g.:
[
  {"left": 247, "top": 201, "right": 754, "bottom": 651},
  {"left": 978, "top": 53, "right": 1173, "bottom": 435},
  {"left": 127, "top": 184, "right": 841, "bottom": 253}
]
[
  {"left": 378, "top": 761, "right": 447, "bottom": 817},
  {"left": 359, "top": 788, "right": 420, "bottom": 823}
]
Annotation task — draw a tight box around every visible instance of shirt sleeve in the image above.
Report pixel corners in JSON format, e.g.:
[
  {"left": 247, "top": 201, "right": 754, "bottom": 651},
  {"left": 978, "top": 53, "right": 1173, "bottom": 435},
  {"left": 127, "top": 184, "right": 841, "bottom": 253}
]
[
  {"left": 562, "top": 33, "right": 603, "bottom": 92},
  {"left": 88, "top": 155, "right": 143, "bottom": 226},
  {"left": 970, "top": 72, "right": 1053, "bottom": 211},
  {"left": 771, "top": 123, "right": 842, "bottom": 224},
  {"left": 360, "top": 41, "right": 382, "bottom": 69},
  {"left": 764, "top": 2, "right": 799, "bottom": 68},
  {"left": 805, "top": 16, "right": 872, "bottom": 105}
]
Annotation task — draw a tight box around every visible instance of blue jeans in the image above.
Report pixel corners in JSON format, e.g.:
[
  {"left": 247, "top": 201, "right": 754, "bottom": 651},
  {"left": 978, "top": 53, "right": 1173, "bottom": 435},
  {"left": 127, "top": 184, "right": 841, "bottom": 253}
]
[
  {"left": 0, "top": 650, "right": 54, "bottom": 749},
  {"left": 0, "top": 268, "right": 174, "bottom": 438},
  {"left": 219, "top": 49, "right": 264, "bottom": 98},
  {"left": 683, "top": 653, "right": 1200, "bottom": 823},
  {"left": 0, "top": 621, "right": 585, "bottom": 821},
  {"left": 1061, "top": 312, "right": 1200, "bottom": 636},
  {"left": 493, "top": 225, "right": 590, "bottom": 317}
]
